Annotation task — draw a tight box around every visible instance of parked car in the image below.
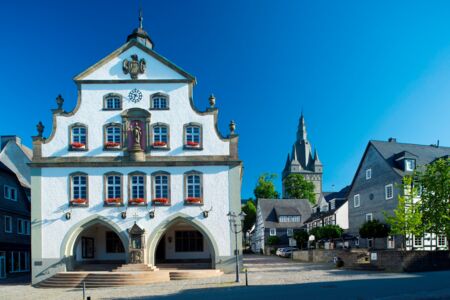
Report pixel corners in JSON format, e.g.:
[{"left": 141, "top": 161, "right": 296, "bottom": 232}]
[
  {"left": 275, "top": 247, "right": 286, "bottom": 256},
  {"left": 279, "top": 247, "right": 299, "bottom": 258}
]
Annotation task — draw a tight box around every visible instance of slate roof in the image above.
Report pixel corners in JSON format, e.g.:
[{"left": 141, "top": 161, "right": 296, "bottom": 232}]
[
  {"left": 370, "top": 140, "right": 450, "bottom": 177},
  {"left": 304, "top": 199, "right": 347, "bottom": 223},
  {"left": 323, "top": 185, "right": 350, "bottom": 202},
  {"left": 258, "top": 199, "right": 312, "bottom": 229}
]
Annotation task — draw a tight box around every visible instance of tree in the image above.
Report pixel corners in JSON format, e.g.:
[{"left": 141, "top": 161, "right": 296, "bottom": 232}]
[
  {"left": 242, "top": 199, "right": 256, "bottom": 233},
  {"left": 294, "top": 230, "right": 309, "bottom": 249},
  {"left": 417, "top": 158, "right": 450, "bottom": 247},
  {"left": 254, "top": 173, "right": 279, "bottom": 199},
  {"left": 266, "top": 236, "right": 280, "bottom": 246},
  {"left": 320, "top": 225, "right": 344, "bottom": 240},
  {"left": 283, "top": 174, "right": 316, "bottom": 204},
  {"left": 384, "top": 176, "right": 423, "bottom": 249},
  {"left": 359, "top": 220, "right": 390, "bottom": 249}
]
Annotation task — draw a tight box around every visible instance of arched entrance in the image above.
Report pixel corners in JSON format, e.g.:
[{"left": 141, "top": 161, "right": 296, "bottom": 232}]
[
  {"left": 61, "top": 215, "right": 128, "bottom": 271},
  {"left": 148, "top": 215, "right": 218, "bottom": 269}
]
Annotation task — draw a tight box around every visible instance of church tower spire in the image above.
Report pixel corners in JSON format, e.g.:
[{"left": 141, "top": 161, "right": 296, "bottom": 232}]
[{"left": 297, "top": 112, "right": 307, "bottom": 142}]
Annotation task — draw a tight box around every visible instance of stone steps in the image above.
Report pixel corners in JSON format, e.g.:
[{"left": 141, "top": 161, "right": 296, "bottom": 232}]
[
  {"left": 169, "top": 269, "right": 223, "bottom": 280},
  {"left": 113, "top": 264, "right": 159, "bottom": 272}
]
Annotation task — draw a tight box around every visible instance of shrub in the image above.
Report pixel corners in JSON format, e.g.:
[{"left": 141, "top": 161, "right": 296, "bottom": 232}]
[{"left": 266, "top": 236, "right": 280, "bottom": 245}]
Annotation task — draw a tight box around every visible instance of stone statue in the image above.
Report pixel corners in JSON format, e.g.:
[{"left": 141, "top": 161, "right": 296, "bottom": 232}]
[{"left": 131, "top": 122, "right": 142, "bottom": 146}]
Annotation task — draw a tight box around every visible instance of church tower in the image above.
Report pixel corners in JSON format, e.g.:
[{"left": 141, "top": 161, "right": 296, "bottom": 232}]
[{"left": 282, "top": 114, "right": 323, "bottom": 203}]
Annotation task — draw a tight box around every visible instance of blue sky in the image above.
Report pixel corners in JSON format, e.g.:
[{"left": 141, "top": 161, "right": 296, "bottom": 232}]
[{"left": 1, "top": 1, "right": 449, "bottom": 198}]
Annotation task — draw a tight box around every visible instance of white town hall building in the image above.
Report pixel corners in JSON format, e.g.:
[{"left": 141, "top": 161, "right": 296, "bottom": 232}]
[{"left": 30, "top": 17, "right": 242, "bottom": 285}]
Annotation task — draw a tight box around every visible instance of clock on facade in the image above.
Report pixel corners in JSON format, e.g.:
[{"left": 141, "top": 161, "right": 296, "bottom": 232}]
[{"left": 128, "top": 89, "right": 143, "bottom": 103}]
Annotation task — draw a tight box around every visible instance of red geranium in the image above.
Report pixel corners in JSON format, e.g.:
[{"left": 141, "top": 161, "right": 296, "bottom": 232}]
[
  {"left": 186, "top": 197, "right": 201, "bottom": 203},
  {"left": 71, "top": 142, "right": 85, "bottom": 149},
  {"left": 153, "top": 141, "right": 167, "bottom": 147},
  {"left": 130, "top": 198, "right": 145, "bottom": 204},
  {"left": 153, "top": 198, "right": 169, "bottom": 204},
  {"left": 105, "top": 142, "right": 120, "bottom": 148},
  {"left": 105, "top": 198, "right": 121, "bottom": 204},
  {"left": 71, "top": 198, "right": 87, "bottom": 204},
  {"left": 186, "top": 141, "right": 199, "bottom": 147}
]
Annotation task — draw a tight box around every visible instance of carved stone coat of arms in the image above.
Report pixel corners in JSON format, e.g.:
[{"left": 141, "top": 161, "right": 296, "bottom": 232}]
[{"left": 123, "top": 54, "right": 146, "bottom": 79}]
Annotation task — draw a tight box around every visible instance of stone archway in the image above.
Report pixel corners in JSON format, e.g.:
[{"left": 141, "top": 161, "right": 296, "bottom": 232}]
[
  {"left": 147, "top": 213, "right": 219, "bottom": 268},
  {"left": 60, "top": 215, "right": 129, "bottom": 271}
]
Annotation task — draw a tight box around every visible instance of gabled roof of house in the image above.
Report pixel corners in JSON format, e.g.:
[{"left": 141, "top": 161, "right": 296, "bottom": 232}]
[
  {"left": 323, "top": 185, "right": 350, "bottom": 202},
  {"left": 370, "top": 140, "right": 450, "bottom": 177},
  {"left": 258, "top": 199, "right": 312, "bottom": 229},
  {"left": 304, "top": 199, "right": 347, "bottom": 223},
  {"left": 0, "top": 137, "right": 32, "bottom": 188}
]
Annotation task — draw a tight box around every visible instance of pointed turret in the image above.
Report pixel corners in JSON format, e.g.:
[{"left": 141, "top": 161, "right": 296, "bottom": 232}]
[
  {"left": 284, "top": 153, "right": 291, "bottom": 170},
  {"left": 314, "top": 148, "right": 323, "bottom": 172},
  {"left": 296, "top": 112, "right": 307, "bottom": 142},
  {"left": 291, "top": 145, "right": 300, "bottom": 166}
]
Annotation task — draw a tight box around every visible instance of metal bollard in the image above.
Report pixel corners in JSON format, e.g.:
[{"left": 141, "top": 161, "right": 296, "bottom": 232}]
[
  {"left": 245, "top": 268, "right": 248, "bottom": 286},
  {"left": 83, "top": 281, "right": 86, "bottom": 300}
]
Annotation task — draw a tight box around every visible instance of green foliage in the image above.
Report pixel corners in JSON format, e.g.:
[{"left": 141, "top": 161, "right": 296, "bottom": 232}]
[
  {"left": 359, "top": 220, "right": 390, "bottom": 239},
  {"left": 417, "top": 158, "right": 450, "bottom": 239},
  {"left": 384, "top": 176, "right": 424, "bottom": 245},
  {"left": 284, "top": 174, "right": 316, "bottom": 204},
  {"left": 254, "top": 173, "right": 279, "bottom": 199},
  {"left": 309, "top": 225, "right": 343, "bottom": 240},
  {"left": 266, "top": 236, "right": 280, "bottom": 245},
  {"left": 242, "top": 199, "right": 257, "bottom": 232},
  {"left": 294, "top": 229, "right": 309, "bottom": 248}
]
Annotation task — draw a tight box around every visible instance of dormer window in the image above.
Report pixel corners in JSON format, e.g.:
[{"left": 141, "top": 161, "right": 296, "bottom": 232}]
[
  {"left": 321, "top": 205, "right": 328, "bottom": 212},
  {"left": 150, "top": 93, "right": 169, "bottom": 110},
  {"left": 405, "top": 159, "right": 416, "bottom": 171},
  {"left": 330, "top": 199, "right": 336, "bottom": 210},
  {"left": 366, "top": 168, "right": 372, "bottom": 180},
  {"left": 184, "top": 123, "right": 202, "bottom": 149},
  {"left": 69, "top": 124, "right": 88, "bottom": 150},
  {"left": 103, "top": 93, "right": 122, "bottom": 110}
]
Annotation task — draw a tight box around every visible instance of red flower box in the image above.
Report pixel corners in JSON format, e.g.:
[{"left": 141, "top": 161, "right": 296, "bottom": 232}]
[
  {"left": 129, "top": 198, "right": 145, "bottom": 204},
  {"left": 105, "top": 198, "right": 121, "bottom": 204},
  {"left": 186, "top": 141, "right": 199, "bottom": 147},
  {"left": 153, "top": 141, "right": 167, "bottom": 147},
  {"left": 153, "top": 198, "right": 169, "bottom": 204},
  {"left": 105, "top": 142, "right": 120, "bottom": 148},
  {"left": 71, "top": 198, "right": 87, "bottom": 204},
  {"left": 186, "top": 197, "right": 202, "bottom": 203},
  {"left": 71, "top": 142, "right": 86, "bottom": 149}
]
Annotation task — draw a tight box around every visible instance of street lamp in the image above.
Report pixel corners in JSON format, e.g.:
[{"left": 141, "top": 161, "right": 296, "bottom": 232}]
[{"left": 227, "top": 210, "right": 246, "bottom": 283}]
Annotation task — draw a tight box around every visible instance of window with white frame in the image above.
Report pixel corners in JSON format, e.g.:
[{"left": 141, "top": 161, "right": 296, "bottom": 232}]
[
  {"left": 185, "top": 125, "right": 201, "bottom": 147},
  {"left": 71, "top": 174, "right": 87, "bottom": 201},
  {"left": 330, "top": 199, "right": 336, "bottom": 210},
  {"left": 385, "top": 184, "right": 393, "bottom": 200},
  {"left": 367, "top": 238, "right": 373, "bottom": 248},
  {"left": 4, "top": 216, "right": 12, "bottom": 233},
  {"left": 17, "top": 219, "right": 30, "bottom": 235},
  {"left": 152, "top": 95, "right": 168, "bottom": 109},
  {"left": 269, "top": 228, "right": 277, "bottom": 236},
  {"left": 405, "top": 159, "right": 416, "bottom": 171},
  {"left": 153, "top": 125, "right": 168, "bottom": 146},
  {"left": 153, "top": 173, "right": 169, "bottom": 200},
  {"left": 279, "top": 215, "right": 300, "bottom": 223},
  {"left": 186, "top": 173, "right": 202, "bottom": 199},
  {"left": 353, "top": 194, "right": 360, "bottom": 207},
  {"left": 366, "top": 213, "right": 373, "bottom": 222},
  {"left": 355, "top": 237, "right": 360, "bottom": 246},
  {"left": 366, "top": 168, "right": 372, "bottom": 180},
  {"left": 4, "top": 185, "right": 17, "bottom": 201},
  {"left": 104, "top": 95, "right": 122, "bottom": 110},
  {"left": 414, "top": 235, "right": 423, "bottom": 247},
  {"left": 70, "top": 125, "right": 87, "bottom": 150},
  {"left": 287, "top": 228, "right": 294, "bottom": 237},
  {"left": 387, "top": 235, "right": 395, "bottom": 249},
  {"left": 106, "top": 174, "right": 122, "bottom": 200},
  {"left": 105, "top": 125, "right": 121, "bottom": 146},
  {"left": 130, "top": 174, "right": 145, "bottom": 200},
  {"left": 437, "top": 235, "right": 446, "bottom": 247}
]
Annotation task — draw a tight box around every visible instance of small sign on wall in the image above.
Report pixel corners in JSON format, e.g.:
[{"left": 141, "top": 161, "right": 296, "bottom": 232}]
[{"left": 371, "top": 252, "right": 378, "bottom": 261}]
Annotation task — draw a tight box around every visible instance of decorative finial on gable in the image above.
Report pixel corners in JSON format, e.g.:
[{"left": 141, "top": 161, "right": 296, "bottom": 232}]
[
  {"left": 36, "top": 121, "right": 44, "bottom": 138},
  {"left": 139, "top": 8, "right": 143, "bottom": 29},
  {"left": 56, "top": 94, "right": 64, "bottom": 110},
  {"left": 229, "top": 120, "right": 236, "bottom": 135},
  {"left": 209, "top": 94, "right": 216, "bottom": 108}
]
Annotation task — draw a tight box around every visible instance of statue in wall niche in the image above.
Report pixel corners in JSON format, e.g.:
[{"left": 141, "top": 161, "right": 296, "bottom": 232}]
[{"left": 130, "top": 122, "right": 142, "bottom": 147}]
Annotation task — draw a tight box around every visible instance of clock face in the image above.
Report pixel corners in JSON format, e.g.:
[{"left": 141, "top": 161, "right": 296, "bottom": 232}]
[{"left": 128, "top": 89, "right": 143, "bottom": 103}]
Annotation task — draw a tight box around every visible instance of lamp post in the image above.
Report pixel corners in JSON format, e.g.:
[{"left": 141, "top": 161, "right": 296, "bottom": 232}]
[{"left": 227, "top": 211, "right": 246, "bottom": 283}]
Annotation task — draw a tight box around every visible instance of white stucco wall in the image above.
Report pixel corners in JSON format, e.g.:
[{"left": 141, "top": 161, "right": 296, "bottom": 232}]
[
  {"left": 41, "top": 82, "right": 229, "bottom": 157},
  {"left": 39, "top": 165, "right": 232, "bottom": 259},
  {"left": 336, "top": 201, "right": 349, "bottom": 230}
]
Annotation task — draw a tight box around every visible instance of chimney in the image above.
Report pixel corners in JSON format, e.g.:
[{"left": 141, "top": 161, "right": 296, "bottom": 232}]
[
  {"left": 388, "top": 137, "right": 397, "bottom": 143},
  {"left": 1, "top": 136, "right": 22, "bottom": 151}
]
